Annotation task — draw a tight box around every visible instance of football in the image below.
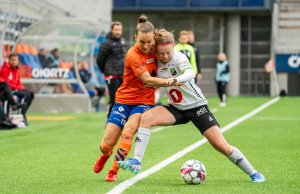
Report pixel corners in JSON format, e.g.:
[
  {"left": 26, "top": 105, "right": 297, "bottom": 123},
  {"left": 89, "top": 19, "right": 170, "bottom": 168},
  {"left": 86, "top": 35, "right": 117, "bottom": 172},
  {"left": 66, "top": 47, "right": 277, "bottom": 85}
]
[{"left": 180, "top": 160, "right": 206, "bottom": 184}]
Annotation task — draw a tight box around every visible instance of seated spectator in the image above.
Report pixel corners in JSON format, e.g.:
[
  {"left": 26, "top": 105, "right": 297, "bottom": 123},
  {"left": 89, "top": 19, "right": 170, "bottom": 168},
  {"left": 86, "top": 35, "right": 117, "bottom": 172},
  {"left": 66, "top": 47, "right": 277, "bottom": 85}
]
[
  {"left": 70, "top": 61, "right": 105, "bottom": 111},
  {"left": 0, "top": 81, "right": 24, "bottom": 111},
  {"left": 46, "top": 48, "right": 60, "bottom": 68},
  {"left": 0, "top": 105, "right": 17, "bottom": 129},
  {"left": 0, "top": 80, "right": 23, "bottom": 130},
  {"left": 38, "top": 48, "right": 49, "bottom": 68},
  {"left": 0, "top": 53, "right": 35, "bottom": 125}
]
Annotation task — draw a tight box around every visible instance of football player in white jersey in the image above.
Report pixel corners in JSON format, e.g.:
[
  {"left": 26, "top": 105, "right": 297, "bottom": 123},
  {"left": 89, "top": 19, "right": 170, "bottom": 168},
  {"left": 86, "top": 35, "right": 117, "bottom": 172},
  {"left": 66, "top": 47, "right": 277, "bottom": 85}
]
[{"left": 118, "top": 29, "right": 265, "bottom": 183}]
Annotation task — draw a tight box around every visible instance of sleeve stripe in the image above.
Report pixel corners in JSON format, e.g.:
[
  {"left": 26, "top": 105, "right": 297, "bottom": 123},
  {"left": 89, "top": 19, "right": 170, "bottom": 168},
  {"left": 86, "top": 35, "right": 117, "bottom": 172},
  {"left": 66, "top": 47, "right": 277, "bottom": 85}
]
[{"left": 181, "top": 66, "right": 193, "bottom": 73}]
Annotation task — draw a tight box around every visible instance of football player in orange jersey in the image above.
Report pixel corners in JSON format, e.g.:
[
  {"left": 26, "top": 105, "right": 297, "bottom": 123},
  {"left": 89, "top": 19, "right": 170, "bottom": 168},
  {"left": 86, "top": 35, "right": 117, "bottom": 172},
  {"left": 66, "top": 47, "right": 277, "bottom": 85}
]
[{"left": 93, "top": 15, "right": 180, "bottom": 182}]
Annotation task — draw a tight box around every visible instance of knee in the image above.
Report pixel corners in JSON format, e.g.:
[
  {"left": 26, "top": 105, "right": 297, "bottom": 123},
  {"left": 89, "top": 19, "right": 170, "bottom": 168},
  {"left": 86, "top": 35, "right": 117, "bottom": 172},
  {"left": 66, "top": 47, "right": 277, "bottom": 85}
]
[
  {"left": 140, "top": 112, "right": 155, "bottom": 128},
  {"left": 102, "top": 136, "right": 116, "bottom": 148},
  {"left": 100, "top": 138, "right": 115, "bottom": 155},
  {"left": 123, "top": 125, "right": 137, "bottom": 136}
]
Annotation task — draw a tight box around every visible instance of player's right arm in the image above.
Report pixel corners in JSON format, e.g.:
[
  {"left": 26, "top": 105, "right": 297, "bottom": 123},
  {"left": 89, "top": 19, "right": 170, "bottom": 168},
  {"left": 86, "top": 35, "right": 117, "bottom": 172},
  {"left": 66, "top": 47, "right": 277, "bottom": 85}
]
[{"left": 139, "top": 71, "right": 179, "bottom": 87}]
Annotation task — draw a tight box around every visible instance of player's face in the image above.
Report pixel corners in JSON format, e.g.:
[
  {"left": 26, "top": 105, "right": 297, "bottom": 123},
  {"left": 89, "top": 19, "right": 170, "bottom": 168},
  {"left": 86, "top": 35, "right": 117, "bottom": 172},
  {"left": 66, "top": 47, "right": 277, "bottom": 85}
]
[
  {"left": 156, "top": 44, "right": 174, "bottom": 63},
  {"left": 112, "top": 25, "right": 122, "bottom": 39},
  {"left": 179, "top": 34, "right": 189, "bottom": 44},
  {"left": 9, "top": 56, "right": 19, "bottom": 68},
  {"left": 135, "top": 31, "right": 154, "bottom": 54},
  {"left": 188, "top": 33, "right": 194, "bottom": 43}
]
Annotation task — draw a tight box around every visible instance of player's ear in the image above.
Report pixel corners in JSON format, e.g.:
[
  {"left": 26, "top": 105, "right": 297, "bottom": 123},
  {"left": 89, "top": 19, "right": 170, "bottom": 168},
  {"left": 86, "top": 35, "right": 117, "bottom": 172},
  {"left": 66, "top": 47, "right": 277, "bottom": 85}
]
[{"left": 134, "top": 34, "right": 137, "bottom": 41}]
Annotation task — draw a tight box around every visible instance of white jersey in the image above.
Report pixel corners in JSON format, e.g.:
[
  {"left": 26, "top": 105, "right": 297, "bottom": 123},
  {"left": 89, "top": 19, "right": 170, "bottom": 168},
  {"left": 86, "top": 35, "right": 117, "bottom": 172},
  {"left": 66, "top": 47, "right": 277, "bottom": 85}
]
[{"left": 157, "top": 51, "right": 208, "bottom": 110}]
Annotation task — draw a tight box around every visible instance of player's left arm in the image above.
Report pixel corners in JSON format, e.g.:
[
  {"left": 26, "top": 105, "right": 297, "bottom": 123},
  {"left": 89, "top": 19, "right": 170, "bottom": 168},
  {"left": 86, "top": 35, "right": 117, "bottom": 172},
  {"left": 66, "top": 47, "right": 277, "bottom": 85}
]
[
  {"left": 176, "top": 68, "right": 195, "bottom": 83},
  {"left": 176, "top": 59, "right": 196, "bottom": 83}
]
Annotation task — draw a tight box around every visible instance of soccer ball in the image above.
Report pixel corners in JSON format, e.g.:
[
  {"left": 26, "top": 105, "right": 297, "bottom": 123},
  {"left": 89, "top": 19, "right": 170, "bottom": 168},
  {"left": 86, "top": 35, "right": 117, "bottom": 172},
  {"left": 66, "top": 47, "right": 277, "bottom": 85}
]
[{"left": 180, "top": 160, "right": 206, "bottom": 184}]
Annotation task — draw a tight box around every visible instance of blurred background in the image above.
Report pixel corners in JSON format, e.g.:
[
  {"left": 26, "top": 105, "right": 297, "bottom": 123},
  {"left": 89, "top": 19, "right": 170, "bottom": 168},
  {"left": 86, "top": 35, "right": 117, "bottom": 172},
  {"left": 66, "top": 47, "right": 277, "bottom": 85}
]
[{"left": 0, "top": 0, "right": 299, "bottom": 113}]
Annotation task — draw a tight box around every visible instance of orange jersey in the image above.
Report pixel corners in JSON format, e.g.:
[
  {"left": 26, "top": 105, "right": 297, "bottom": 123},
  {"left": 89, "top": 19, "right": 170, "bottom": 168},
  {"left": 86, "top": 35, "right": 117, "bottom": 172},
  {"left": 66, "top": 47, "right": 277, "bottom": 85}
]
[{"left": 115, "top": 44, "right": 157, "bottom": 105}]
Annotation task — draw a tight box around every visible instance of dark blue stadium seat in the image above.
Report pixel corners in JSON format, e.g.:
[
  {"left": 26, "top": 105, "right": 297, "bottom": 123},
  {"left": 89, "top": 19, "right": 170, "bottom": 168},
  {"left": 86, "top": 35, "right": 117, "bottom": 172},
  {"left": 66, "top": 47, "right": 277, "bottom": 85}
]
[
  {"left": 114, "top": 0, "right": 135, "bottom": 7},
  {"left": 18, "top": 53, "right": 30, "bottom": 65},
  {"left": 28, "top": 54, "right": 41, "bottom": 69},
  {"left": 242, "top": 0, "right": 263, "bottom": 6},
  {"left": 114, "top": 0, "right": 265, "bottom": 8},
  {"left": 140, "top": 0, "right": 186, "bottom": 7},
  {"left": 191, "top": 0, "right": 238, "bottom": 7}
]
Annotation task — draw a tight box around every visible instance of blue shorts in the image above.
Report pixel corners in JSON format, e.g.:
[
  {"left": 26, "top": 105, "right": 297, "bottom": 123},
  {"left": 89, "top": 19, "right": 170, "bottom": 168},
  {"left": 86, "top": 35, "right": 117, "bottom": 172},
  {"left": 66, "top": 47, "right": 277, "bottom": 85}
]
[{"left": 107, "top": 103, "right": 154, "bottom": 129}]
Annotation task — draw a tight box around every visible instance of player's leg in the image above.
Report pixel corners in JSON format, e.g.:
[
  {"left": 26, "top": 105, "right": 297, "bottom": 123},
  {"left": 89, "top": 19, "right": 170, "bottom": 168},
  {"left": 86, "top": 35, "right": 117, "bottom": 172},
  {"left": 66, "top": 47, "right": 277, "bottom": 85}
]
[
  {"left": 94, "top": 103, "right": 128, "bottom": 175},
  {"left": 108, "top": 113, "right": 141, "bottom": 177},
  {"left": 135, "top": 106, "right": 176, "bottom": 162},
  {"left": 217, "top": 82, "right": 222, "bottom": 103},
  {"left": 0, "top": 82, "right": 21, "bottom": 108},
  {"left": 94, "top": 123, "right": 122, "bottom": 174},
  {"left": 107, "top": 104, "right": 152, "bottom": 181},
  {"left": 191, "top": 106, "right": 265, "bottom": 183},
  {"left": 118, "top": 105, "right": 177, "bottom": 174},
  {"left": 203, "top": 126, "right": 265, "bottom": 183},
  {"left": 220, "top": 82, "right": 227, "bottom": 106}
]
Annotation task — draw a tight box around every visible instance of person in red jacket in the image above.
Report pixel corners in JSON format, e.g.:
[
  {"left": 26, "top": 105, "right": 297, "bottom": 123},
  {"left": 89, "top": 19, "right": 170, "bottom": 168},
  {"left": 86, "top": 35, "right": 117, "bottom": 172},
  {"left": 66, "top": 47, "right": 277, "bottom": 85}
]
[{"left": 0, "top": 53, "right": 34, "bottom": 125}]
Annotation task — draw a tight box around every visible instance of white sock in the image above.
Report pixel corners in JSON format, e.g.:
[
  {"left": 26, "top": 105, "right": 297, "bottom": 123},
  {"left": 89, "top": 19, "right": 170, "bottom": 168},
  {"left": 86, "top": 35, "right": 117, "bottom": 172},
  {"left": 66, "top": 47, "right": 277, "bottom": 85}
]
[
  {"left": 134, "top": 127, "right": 151, "bottom": 163},
  {"left": 222, "top": 94, "right": 226, "bottom": 103},
  {"left": 227, "top": 147, "right": 256, "bottom": 175}
]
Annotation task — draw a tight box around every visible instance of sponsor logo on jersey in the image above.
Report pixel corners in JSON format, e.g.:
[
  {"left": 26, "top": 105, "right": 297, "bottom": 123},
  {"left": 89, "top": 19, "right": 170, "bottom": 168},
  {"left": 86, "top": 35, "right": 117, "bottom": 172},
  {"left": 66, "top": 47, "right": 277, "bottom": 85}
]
[
  {"left": 169, "top": 67, "right": 177, "bottom": 76},
  {"left": 118, "top": 106, "right": 125, "bottom": 112},
  {"left": 146, "top": 58, "right": 154, "bottom": 64},
  {"left": 135, "top": 64, "right": 145, "bottom": 69},
  {"left": 179, "top": 60, "right": 190, "bottom": 68},
  {"left": 196, "top": 107, "right": 207, "bottom": 116}
]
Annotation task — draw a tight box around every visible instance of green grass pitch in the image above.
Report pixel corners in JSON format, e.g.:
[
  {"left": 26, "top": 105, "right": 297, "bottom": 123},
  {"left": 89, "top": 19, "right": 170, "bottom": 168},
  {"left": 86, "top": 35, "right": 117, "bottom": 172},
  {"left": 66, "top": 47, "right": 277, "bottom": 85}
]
[{"left": 0, "top": 97, "right": 299, "bottom": 194}]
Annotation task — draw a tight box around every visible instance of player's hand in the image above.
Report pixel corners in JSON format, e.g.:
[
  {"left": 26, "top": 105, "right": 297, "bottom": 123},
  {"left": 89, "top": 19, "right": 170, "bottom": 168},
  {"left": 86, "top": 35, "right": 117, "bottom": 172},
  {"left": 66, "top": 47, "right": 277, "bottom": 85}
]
[
  {"left": 166, "top": 78, "right": 184, "bottom": 86},
  {"left": 196, "top": 73, "right": 202, "bottom": 80},
  {"left": 174, "top": 82, "right": 184, "bottom": 86},
  {"left": 166, "top": 78, "right": 176, "bottom": 85}
]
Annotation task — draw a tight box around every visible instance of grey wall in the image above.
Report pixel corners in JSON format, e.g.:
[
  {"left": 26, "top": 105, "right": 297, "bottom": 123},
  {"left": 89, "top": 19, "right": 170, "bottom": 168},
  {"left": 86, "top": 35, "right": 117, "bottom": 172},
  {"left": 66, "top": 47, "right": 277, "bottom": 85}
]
[{"left": 2, "top": 0, "right": 112, "bottom": 22}]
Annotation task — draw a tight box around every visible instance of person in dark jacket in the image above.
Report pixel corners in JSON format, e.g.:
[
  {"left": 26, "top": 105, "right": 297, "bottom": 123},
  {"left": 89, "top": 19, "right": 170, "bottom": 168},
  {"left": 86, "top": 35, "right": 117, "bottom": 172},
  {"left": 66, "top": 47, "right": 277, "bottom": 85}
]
[
  {"left": 46, "top": 48, "right": 60, "bottom": 68},
  {"left": 38, "top": 48, "right": 49, "bottom": 68},
  {"left": 96, "top": 21, "right": 126, "bottom": 117}
]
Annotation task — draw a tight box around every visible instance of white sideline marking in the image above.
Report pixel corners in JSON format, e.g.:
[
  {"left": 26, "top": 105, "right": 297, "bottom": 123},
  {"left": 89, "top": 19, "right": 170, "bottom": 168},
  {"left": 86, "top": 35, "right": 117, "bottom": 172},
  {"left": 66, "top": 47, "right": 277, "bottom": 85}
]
[
  {"left": 252, "top": 117, "right": 300, "bottom": 121},
  {"left": 152, "top": 108, "right": 218, "bottom": 133},
  {"left": 107, "top": 97, "right": 280, "bottom": 194},
  {"left": 152, "top": 126, "right": 172, "bottom": 133}
]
